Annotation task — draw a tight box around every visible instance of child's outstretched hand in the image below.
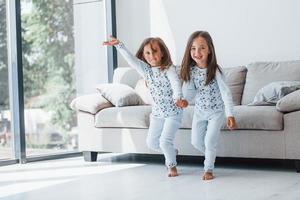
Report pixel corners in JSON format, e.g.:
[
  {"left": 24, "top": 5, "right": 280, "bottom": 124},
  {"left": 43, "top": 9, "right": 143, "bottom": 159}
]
[
  {"left": 176, "top": 99, "right": 188, "bottom": 108},
  {"left": 227, "top": 116, "right": 237, "bottom": 130},
  {"left": 103, "top": 36, "right": 119, "bottom": 46}
]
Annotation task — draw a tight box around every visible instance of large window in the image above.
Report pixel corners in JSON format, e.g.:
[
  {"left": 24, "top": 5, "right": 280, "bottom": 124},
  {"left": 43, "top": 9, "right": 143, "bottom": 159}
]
[
  {"left": 0, "top": 0, "right": 14, "bottom": 160},
  {"left": 0, "top": 0, "right": 114, "bottom": 165},
  {"left": 21, "top": 0, "right": 78, "bottom": 156}
]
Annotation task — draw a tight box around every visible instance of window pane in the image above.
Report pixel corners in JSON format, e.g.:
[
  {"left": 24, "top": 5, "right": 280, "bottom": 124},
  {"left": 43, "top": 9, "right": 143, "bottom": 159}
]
[
  {"left": 21, "top": 0, "right": 78, "bottom": 156},
  {"left": 0, "top": 0, "right": 14, "bottom": 160}
]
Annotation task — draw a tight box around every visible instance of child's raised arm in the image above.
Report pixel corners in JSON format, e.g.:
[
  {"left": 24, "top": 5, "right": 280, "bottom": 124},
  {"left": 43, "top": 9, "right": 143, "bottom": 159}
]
[
  {"left": 103, "top": 36, "right": 147, "bottom": 78},
  {"left": 103, "top": 36, "right": 120, "bottom": 46}
]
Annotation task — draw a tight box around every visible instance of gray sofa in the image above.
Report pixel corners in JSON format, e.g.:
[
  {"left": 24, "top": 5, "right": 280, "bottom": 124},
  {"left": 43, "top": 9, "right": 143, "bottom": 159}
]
[{"left": 72, "top": 60, "right": 300, "bottom": 171}]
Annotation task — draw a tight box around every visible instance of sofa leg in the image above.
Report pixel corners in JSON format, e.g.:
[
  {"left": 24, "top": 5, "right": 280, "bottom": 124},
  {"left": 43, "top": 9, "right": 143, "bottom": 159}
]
[
  {"left": 295, "top": 160, "right": 300, "bottom": 173},
  {"left": 83, "top": 151, "right": 98, "bottom": 162}
]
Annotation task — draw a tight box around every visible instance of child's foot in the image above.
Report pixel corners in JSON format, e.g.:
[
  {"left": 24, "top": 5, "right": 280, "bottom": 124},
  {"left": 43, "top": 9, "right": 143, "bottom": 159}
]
[
  {"left": 202, "top": 171, "right": 214, "bottom": 180},
  {"left": 167, "top": 166, "right": 178, "bottom": 177}
]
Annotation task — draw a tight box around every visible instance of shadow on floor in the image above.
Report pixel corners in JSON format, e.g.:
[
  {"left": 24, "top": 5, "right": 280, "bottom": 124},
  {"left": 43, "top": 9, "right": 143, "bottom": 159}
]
[{"left": 97, "top": 153, "right": 296, "bottom": 172}]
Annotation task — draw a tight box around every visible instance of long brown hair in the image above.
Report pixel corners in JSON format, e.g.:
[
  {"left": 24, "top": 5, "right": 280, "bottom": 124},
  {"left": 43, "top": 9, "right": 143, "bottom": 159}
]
[
  {"left": 136, "top": 37, "right": 173, "bottom": 71},
  {"left": 180, "top": 31, "right": 222, "bottom": 85}
]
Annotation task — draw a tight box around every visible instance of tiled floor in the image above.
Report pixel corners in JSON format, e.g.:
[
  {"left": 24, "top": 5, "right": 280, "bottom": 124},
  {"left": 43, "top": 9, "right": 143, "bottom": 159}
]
[{"left": 0, "top": 154, "right": 299, "bottom": 200}]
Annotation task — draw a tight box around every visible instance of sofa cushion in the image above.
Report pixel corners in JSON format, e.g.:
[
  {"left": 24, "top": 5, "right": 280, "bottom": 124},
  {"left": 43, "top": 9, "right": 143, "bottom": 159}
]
[
  {"left": 242, "top": 60, "right": 300, "bottom": 105},
  {"left": 96, "top": 105, "right": 283, "bottom": 130},
  {"left": 223, "top": 66, "right": 247, "bottom": 105},
  {"left": 95, "top": 106, "right": 151, "bottom": 128},
  {"left": 223, "top": 105, "right": 283, "bottom": 130},
  {"left": 180, "top": 105, "right": 283, "bottom": 130}
]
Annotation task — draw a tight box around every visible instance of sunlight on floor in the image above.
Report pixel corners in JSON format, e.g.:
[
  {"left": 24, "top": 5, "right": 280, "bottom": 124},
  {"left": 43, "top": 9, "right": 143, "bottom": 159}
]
[
  {"left": 0, "top": 179, "right": 74, "bottom": 198},
  {"left": 0, "top": 157, "right": 145, "bottom": 198}
]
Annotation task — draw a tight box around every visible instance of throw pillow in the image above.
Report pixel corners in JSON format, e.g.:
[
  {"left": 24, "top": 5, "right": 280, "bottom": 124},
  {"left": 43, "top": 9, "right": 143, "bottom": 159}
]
[
  {"left": 249, "top": 81, "right": 300, "bottom": 105},
  {"left": 276, "top": 89, "right": 300, "bottom": 112},
  {"left": 70, "top": 93, "right": 113, "bottom": 114},
  {"left": 96, "top": 83, "right": 144, "bottom": 107},
  {"left": 134, "top": 79, "right": 153, "bottom": 105}
]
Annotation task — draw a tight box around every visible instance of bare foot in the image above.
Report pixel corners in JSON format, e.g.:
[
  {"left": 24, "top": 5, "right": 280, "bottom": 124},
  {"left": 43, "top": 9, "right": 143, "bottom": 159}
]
[
  {"left": 168, "top": 166, "right": 178, "bottom": 177},
  {"left": 202, "top": 171, "right": 214, "bottom": 180}
]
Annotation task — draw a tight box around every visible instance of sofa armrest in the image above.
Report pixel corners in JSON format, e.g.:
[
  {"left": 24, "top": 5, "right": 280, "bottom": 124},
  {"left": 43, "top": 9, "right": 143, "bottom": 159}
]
[
  {"left": 276, "top": 90, "right": 300, "bottom": 113},
  {"left": 70, "top": 93, "right": 113, "bottom": 114},
  {"left": 284, "top": 110, "right": 300, "bottom": 159}
]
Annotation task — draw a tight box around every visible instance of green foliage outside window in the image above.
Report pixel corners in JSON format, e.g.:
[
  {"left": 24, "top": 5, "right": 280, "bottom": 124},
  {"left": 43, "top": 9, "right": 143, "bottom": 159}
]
[
  {"left": 22, "top": 0, "right": 76, "bottom": 133},
  {"left": 0, "top": 0, "right": 76, "bottom": 135},
  {"left": 0, "top": 0, "right": 9, "bottom": 109}
]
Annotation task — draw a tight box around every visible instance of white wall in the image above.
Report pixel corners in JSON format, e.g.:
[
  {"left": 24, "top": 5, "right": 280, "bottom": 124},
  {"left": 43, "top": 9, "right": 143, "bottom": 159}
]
[
  {"left": 73, "top": 0, "right": 108, "bottom": 95},
  {"left": 116, "top": 0, "right": 151, "bottom": 67},
  {"left": 116, "top": 0, "right": 300, "bottom": 68}
]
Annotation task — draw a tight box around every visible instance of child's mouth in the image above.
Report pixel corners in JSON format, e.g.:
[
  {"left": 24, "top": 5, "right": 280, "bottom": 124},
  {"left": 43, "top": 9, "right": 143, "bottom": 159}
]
[{"left": 193, "top": 56, "right": 202, "bottom": 60}]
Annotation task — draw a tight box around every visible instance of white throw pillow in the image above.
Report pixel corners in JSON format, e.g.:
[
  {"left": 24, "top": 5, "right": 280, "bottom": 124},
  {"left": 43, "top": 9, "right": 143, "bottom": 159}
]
[
  {"left": 249, "top": 81, "right": 300, "bottom": 105},
  {"left": 70, "top": 93, "right": 112, "bottom": 114},
  {"left": 96, "top": 83, "right": 144, "bottom": 107},
  {"left": 134, "top": 79, "right": 153, "bottom": 105}
]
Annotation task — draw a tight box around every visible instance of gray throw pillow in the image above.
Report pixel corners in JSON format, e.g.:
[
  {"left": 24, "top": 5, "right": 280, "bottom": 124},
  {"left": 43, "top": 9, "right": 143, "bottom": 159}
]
[
  {"left": 96, "top": 83, "right": 144, "bottom": 107},
  {"left": 276, "top": 89, "right": 300, "bottom": 112},
  {"left": 249, "top": 81, "right": 300, "bottom": 105}
]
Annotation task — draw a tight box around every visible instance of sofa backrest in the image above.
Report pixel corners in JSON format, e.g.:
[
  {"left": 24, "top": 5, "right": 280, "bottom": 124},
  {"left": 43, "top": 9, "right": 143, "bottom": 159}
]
[
  {"left": 113, "top": 66, "right": 248, "bottom": 105},
  {"left": 241, "top": 60, "right": 300, "bottom": 105},
  {"left": 222, "top": 66, "right": 247, "bottom": 105},
  {"left": 113, "top": 67, "right": 141, "bottom": 88}
]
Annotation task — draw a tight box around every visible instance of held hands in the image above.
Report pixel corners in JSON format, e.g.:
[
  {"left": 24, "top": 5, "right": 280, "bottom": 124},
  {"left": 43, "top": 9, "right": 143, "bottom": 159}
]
[
  {"left": 227, "top": 116, "right": 237, "bottom": 130},
  {"left": 103, "top": 36, "right": 119, "bottom": 46},
  {"left": 176, "top": 99, "right": 189, "bottom": 108}
]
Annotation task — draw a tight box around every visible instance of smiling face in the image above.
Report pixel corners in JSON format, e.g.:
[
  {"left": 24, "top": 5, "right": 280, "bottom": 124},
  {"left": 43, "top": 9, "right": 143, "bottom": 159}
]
[
  {"left": 143, "top": 42, "right": 163, "bottom": 67},
  {"left": 190, "top": 36, "right": 210, "bottom": 68}
]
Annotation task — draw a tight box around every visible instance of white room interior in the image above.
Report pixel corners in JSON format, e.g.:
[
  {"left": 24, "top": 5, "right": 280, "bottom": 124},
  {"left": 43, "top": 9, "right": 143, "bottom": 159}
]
[
  {"left": 116, "top": 0, "right": 300, "bottom": 67},
  {"left": 1, "top": 0, "right": 300, "bottom": 199}
]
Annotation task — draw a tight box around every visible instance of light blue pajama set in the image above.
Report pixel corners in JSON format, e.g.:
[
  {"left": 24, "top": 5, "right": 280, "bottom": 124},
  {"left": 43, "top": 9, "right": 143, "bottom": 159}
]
[
  {"left": 183, "top": 66, "right": 234, "bottom": 172},
  {"left": 116, "top": 43, "right": 183, "bottom": 168}
]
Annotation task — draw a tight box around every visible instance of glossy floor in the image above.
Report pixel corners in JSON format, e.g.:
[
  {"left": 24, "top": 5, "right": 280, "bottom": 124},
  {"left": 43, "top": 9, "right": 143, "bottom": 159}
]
[{"left": 0, "top": 154, "right": 299, "bottom": 200}]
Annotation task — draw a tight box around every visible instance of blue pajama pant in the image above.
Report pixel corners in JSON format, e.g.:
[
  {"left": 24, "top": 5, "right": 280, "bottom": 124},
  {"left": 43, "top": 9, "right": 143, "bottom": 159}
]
[
  {"left": 191, "top": 110, "right": 225, "bottom": 172},
  {"left": 146, "top": 113, "right": 182, "bottom": 168}
]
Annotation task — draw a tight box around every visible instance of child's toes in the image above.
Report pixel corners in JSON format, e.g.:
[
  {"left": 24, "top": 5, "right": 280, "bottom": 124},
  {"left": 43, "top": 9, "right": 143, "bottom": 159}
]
[
  {"left": 202, "top": 172, "right": 214, "bottom": 180},
  {"left": 167, "top": 167, "right": 178, "bottom": 177}
]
